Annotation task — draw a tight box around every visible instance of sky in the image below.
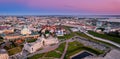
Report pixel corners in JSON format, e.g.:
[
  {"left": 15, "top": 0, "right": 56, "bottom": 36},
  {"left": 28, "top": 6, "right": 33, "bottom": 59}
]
[{"left": 0, "top": 0, "right": 120, "bottom": 15}]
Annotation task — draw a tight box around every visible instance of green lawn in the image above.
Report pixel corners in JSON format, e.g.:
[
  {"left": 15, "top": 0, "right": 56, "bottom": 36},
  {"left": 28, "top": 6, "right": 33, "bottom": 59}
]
[
  {"left": 56, "top": 42, "right": 66, "bottom": 53},
  {"left": 8, "top": 47, "right": 22, "bottom": 56},
  {"left": 75, "top": 32, "right": 94, "bottom": 40},
  {"left": 65, "top": 41, "right": 104, "bottom": 59},
  {"left": 64, "top": 33, "right": 75, "bottom": 39},
  {"left": 82, "top": 47, "right": 104, "bottom": 55},
  {"left": 65, "top": 41, "right": 83, "bottom": 59},
  {"left": 45, "top": 51, "right": 61, "bottom": 58},
  {"left": 57, "top": 36, "right": 66, "bottom": 39},
  {"left": 67, "top": 41, "right": 83, "bottom": 53},
  {"left": 27, "top": 53, "right": 45, "bottom": 59},
  {"left": 27, "top": 39, "right": 37, "bottom": 43},
  {"left": 88, "top": 31, "right": 120, "bottom": 44},
  {"left": 45, "top": 42, "right": 66, "bottom": 58},
  {"left": 75, "top": 32, "right": 116, "bottom": 48},
  {"left": 75, "top": 32, "right": 101, "bottom": 43}
]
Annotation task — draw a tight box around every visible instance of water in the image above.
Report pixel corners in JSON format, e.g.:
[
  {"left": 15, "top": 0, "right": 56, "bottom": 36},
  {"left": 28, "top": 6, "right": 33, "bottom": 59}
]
[{"left": 72, "top": 52, "right": 93, "bottom": 59}]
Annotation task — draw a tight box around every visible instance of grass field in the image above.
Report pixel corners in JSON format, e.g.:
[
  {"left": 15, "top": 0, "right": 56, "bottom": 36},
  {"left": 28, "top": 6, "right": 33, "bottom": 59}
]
[
  {"left": 56, "top": 42, "right": 66, "bottom": 53},
  {"left": 45, "top": 51, "right": 61, "bottom": 58},
  {"left": 75, "top": 31, "right": 117, "bottom": 48},
  {"left": 26, "top": 38, "right": 37, "bottom": 43},
  {"left": 88, "top": 31, "right": 120, "bottom": 44},
  {"left": 64, "top": 41, "right": 103, "bottom": 59},
  {"left": 8, "top": 47, "right": 22, "bottom": 56},
  {"left": 27, "top": 53, "right": 45, "bottom": 59}
]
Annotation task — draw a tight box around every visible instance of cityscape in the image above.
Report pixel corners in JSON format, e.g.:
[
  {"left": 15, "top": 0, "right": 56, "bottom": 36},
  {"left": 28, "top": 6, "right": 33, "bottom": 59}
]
[
  {"left": 0, "top": 0, "right": 120, "bottom": 59},
  {"left": 0, "top": 16, "right": 120, "bottom": 59}
]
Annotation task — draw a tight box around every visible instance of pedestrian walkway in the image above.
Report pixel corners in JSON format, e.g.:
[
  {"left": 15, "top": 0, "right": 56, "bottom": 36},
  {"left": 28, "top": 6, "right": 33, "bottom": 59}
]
[{"left": 60, "top": 41, "right": 68, "bottom": 59}]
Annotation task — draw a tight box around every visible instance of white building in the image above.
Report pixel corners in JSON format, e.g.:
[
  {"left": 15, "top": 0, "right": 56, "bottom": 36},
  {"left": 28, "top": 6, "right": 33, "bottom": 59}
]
[
  {"left": 0, "top": 49, "right": 9, "bottom": 59},
  {"left": 43, "top": 36, "right": 59, "bottom": 46},
  {"left": 24, "top": 40, "right": 42, "bottom": 53},
  {"left": 56, "top": 30, "right": 64, "bottom": 36},
  {"left": 24, "top": 35, "right": 59, "bottom": 53},
  {"left": 70, "top": 28, "right": 79, "bottom": 32}
]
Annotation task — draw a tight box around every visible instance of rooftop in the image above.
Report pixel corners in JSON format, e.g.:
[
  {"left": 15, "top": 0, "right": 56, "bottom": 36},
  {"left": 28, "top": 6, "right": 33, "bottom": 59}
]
[
  {"left": 0, "top": 49, "right": 7, "bottom": 54},
  {"left": 104, "top": 49, "right": 120, "bottom": 59},
  {"left": 84, "top": 49, "right": 120, "bottom": 59}
]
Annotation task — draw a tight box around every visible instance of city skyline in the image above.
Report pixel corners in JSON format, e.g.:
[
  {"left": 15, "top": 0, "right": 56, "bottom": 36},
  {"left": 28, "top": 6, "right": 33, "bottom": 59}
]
[{"left": 0, "top": 0, "right": 120, "bottom": 15}]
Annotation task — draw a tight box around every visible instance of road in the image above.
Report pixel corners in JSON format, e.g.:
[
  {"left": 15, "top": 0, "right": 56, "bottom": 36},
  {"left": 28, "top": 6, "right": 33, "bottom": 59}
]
[{"left": 84, "top": 32, "right": 120, "bottom": 48}]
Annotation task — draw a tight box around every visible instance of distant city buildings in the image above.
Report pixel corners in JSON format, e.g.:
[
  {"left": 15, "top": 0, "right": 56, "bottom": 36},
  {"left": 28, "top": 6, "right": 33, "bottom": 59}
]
[
  {"left": 96, "top": 19, "right": 120, "bottom": 33},
  {"left": 0, "top": 16, "right": 120, "bottom": 59}
]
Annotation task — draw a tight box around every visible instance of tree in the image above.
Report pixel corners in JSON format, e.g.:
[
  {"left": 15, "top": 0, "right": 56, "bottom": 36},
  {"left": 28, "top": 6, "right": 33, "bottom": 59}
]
[
  {"left": 0, "top": 36, "right": 3, "bottom": 42},
  {"left": 97, "top": 28, "right": 105, "bottom": 31},
  {"left": 106, "top": 31, "right": 120, "bottom": 37}
]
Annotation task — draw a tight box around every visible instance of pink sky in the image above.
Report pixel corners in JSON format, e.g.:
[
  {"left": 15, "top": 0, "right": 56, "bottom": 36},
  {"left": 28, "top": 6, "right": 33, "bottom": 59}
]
[{"left": 0, "top": 0, "right": 120, "bottom": 15}]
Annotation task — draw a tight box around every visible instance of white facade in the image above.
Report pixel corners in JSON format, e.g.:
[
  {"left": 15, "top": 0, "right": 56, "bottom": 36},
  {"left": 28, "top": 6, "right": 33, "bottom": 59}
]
[
  {"left": 0, "top": 54, "right": 9, "bottom": 59},
  {"left": 24, "top": 41, "right": 42, "bottom": 53},
  {"left": 56, "top": 30, "right": 64, "bottom": 36},
  {"left": 24, "top": 36, "right": 59, "bottom": 53},
  {"left": 0, "top": 49, "right": 9, "bottom": 59},
  {"left": 70, "top": 28, "right": 79, "bottom": 32},
  {"left": 43, "top": 36, "right": 59, "bottom": 46}
]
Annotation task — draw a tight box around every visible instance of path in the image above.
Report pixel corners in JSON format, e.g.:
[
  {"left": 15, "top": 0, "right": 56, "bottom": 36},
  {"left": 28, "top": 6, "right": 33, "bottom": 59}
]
[
  {"left": 84, "top": 32, "right": 120, "bottom": 48},
  {"left": 60, "top": 38, "right": 75, "bottom": 59},
  {"left": 60, "top": 41, "right": 68, "bottom": 59}
]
